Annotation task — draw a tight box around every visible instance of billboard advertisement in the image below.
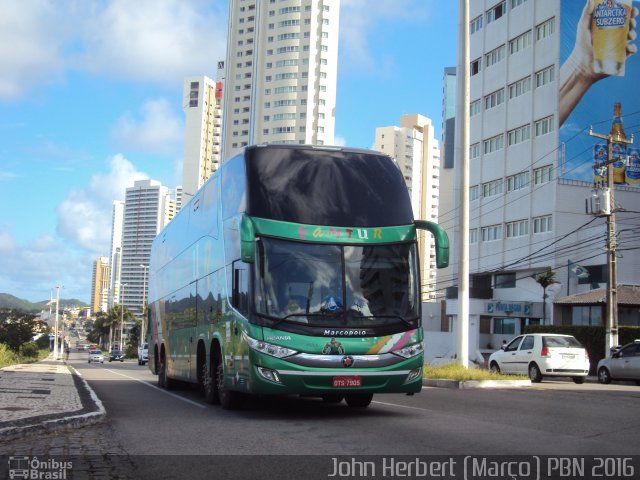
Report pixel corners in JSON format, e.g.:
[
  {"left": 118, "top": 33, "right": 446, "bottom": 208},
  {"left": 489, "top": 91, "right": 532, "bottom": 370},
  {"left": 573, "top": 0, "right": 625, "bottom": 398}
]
[{"left": 559, "top": 0, "right": 639, "bottom": 185}]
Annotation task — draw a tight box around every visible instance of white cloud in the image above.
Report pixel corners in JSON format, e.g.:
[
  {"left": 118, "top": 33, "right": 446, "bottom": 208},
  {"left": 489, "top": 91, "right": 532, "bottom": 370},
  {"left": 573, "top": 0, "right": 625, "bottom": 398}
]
[
  {"left": 0, "top": 0, "right": 228, "bottom": 101},
  {"left": 57, "top": 154, "right": 148, "bottom": 255},
  {"left": 77, "top": 0, "right": 227, "bottom": 86},
  {"left": 111, "top": 99, "right": 184, "bottom": 155},
  {"left": 339, "top": 0, "right": 428, "bottom": 73}
]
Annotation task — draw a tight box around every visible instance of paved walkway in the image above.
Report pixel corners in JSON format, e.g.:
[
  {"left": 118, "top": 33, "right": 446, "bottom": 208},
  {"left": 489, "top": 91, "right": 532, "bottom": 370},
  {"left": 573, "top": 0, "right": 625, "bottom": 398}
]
[{"left": 0, "top": 355, "right": 105, "bottom": 440}]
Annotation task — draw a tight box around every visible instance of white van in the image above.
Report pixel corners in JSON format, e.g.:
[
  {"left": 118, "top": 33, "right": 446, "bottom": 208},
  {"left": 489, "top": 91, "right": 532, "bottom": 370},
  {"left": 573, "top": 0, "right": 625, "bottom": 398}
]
[{"left": 138, "top": 342, "right": 149, "bottom": 366}]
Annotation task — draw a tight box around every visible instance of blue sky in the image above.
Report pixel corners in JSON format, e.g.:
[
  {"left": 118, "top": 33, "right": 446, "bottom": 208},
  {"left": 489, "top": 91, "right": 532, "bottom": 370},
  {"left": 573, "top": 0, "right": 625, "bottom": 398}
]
[{"left": 0, "top": 0, "right": 457, "bottom": 303}]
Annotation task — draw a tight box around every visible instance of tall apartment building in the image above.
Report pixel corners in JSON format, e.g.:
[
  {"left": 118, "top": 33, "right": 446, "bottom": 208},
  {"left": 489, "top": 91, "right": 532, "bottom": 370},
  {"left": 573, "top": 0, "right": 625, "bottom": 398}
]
[
  {"left": 182, "top": 75, "right": 224, "bottom": 198},
  {"left": 374, "top": 114, "right": 441, "bottom": 301},
  {"left": 118, "top": 179, "right": 175, "bottom": 318},
  {"left": 90, "top": 257, "right": 110, "bottom": 314},
  {"left": 437, "top": 0, "right": 640, "bottom": 361},
  {"left": 221, "top": 0, "right": 340, "bottom": 159},
  {"left": 107, "top": 200, "right": 124, "bottom": 308}
]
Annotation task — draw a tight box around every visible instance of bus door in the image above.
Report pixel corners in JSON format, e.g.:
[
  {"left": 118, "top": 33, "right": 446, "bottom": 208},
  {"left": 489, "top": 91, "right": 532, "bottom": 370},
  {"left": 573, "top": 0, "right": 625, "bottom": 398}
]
[{"left": 231, "top": 260, "right": 250, "bottom": 385}]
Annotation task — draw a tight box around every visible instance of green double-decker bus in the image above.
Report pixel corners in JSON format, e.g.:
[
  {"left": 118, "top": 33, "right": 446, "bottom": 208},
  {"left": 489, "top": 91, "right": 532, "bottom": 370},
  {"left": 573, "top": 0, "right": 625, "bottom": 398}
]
[{"left": 147, "top": 144, "right": 448, "bottom": 409}]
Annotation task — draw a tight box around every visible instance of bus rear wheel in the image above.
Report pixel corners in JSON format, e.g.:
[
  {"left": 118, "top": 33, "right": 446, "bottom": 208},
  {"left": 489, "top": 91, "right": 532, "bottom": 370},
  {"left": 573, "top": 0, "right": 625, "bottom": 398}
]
[
  {"left": 216, "top": 358, "right": 241, "bottom": 410},
  {"left": 202, "top": 362, "right": 219, "bottom": 405},
  {"left": 344, "top": 393, "right": 373, "bottom": 408},
  {"left": 159, "top": 355, "right": 176, "bottom": 390}
]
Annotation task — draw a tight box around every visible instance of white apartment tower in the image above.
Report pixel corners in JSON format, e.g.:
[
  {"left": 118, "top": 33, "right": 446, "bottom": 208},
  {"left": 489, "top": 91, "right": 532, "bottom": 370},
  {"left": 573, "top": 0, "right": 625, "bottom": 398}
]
[
  {"left": 438, "top": 0, "right": 640, "bottom": 360},
  {"left": 182, "top": 76, "right": 223, "bottom": 198},
  {"left": 119, "top": 180, "right": 175, "bottom": 318},
  {"left": 108, "top": 200, "right": 124, "bottom": 308},
  {"left": 221, "top": 0, "right": 340, "bottom": 159},
  {"left": 374, "top": 114, "right": 441, "bottom": 301}
]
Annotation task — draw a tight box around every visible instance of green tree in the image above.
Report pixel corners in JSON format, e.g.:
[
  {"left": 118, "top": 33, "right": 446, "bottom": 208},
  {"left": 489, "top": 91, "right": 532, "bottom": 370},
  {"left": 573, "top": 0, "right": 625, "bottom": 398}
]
[
  {"left": 0, "top": 309, "right": 42, "bottom": 351},
  {"left": 533, "top": 270, "right": 558, "bottom": 323}
]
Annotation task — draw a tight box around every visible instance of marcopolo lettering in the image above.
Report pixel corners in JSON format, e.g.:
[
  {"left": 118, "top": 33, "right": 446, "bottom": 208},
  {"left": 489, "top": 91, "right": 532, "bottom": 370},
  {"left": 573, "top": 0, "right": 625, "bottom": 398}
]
[{"left": 323, "top": 329, "right": 367, "bottom": 336}]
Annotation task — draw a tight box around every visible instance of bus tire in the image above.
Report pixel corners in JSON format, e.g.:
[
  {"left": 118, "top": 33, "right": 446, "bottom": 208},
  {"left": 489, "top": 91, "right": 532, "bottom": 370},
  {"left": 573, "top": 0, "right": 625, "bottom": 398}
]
[
  {"left": 216, "top": 361, "right": 240, "bottom": 410},
  {"left": 345, "top": 393, "right": 373, "bottom": 408},
  {"left": 159, "top": 355, "right": 176, "bottom": 390},
  {"left": 202, "top": 361, "right": 220, "bottom": 405}
]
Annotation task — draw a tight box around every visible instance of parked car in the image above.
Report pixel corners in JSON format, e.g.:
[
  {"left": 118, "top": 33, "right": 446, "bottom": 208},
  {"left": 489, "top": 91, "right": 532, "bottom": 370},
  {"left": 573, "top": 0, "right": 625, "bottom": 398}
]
[
  {"left": 88, "top": 350, "right": 104, "bottom": 363},
  {"left": 138, "top": 342, "right": 148, "bottom": 366},
  {"left": 597, "top": 340, "right": 640, "bottom": 385},
  {"left": 108, "top": 350, "right": 125, "bottom": 362},
  {"left": 488, "top": 333, "right": 590, "bottom": 383}
]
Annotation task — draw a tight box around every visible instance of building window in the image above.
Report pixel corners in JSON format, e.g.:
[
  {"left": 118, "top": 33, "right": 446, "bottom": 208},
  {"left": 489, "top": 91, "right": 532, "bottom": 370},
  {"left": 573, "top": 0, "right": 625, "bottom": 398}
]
[
  {"left": 278, "top": 32, "right": 300, "bottom": 41},
  {"left": 509, "top": 30, "right": 531, "bottom": 55},
  {"left": 470, "top": 99, "right": 481, "bottom": 117},
  {"left": 483, "top": 134, "right": 504, "bottom": 154},
  {"left": 508, "top": 76, "right": 531, "bottom": 99},
  {"left": 485, "top": 45, "right": 505, "bottom": 68},
  {"left": 482, "top": 179, "right": 503, "bottom": 198},
  {"left": 470, "top": 228, "right": 478, "bottom": 243},
  {"left": 484, "top": 88, "right": 505, "bottom": 110},
  {"left": 495, "top": 272, "right": 516, "bottom": 288},
  {"left": 536, "top": 17, "right": 555, "bottom": 41},
  {"left": 471, "top": 58, "right": 481, "bottom": 76},
  {"left": 507, "top": 171, "right": 530, "bottom": 191},
  {"left": 278, "top": 19, "right": 300, "bottom": 27},
  {"left": 535, "top": 65, "right": 555, "bottom": 87},
  {"left": 506, "top": 219, "right": 529, "bottom": 238},
  {"left": 274, "top": 86, "right": 297, "bottom": 94},
  {"left": 571, "top": 306, "right": 602, "bottom": 326},
  {"left": 511, "top": 0, "right": 528, "bottom": 8},
  {"left": 470, "top": 15, "right": 483, "bottom": 34},
  {"left": 493, "top": 318, "right": 516, "bottom": 334},
  {"left": 533, "top": 214, "right": 552, "bottom": 233},
  {"left": 534, "top": 165, "right": 553, "bottom": 184},
  {"left": 481, "top": 224, "right": 503, "bottom": 241},
  {"left": 277, "top": 46, "right": 299, "bottom": 54},
  {"left": 279, "top": 6, "right": 301, "bottom": 14},
  {"left": 273, "top": 126, "right": 295, "bottom": 134},
  {"left": 534, "top": 115, "right": 554, "bottom": 136},
  {"left": 486, "top": 1, "right": 507, "bottom": 24},
  {"left": 507, "top": 124, "right": 531, "bottom": 146},
  {"left": 470, "top": 185, "right": 480, "bottom": 201},
  {"left": 470, "top": 142, "right": 481, "bottom": 159}
]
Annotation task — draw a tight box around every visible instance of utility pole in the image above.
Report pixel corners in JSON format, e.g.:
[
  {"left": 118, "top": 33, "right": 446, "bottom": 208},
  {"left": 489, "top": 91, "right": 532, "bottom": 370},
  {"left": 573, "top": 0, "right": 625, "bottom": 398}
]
[{"left": 589, "top": 102, "right": 634, "bottom": 355}]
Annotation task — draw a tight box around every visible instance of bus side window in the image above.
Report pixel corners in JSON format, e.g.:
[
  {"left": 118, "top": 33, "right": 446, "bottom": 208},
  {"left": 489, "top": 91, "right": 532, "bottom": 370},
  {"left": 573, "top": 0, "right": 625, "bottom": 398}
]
[{"left": 232, "top": 260, "right": 249, "bottom": 316}]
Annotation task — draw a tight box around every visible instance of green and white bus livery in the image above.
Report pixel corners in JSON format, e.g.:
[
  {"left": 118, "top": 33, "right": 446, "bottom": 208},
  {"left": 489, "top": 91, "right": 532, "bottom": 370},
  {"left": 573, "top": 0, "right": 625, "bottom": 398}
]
[{"left": 147, "top": 144, "right": 448, "bottom": 409}]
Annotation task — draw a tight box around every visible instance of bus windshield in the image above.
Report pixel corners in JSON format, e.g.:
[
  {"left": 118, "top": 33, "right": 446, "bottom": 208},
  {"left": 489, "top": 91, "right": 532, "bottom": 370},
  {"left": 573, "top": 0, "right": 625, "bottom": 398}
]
[{"left": 254, "top": 237, "right": 419, "bottom": 328}]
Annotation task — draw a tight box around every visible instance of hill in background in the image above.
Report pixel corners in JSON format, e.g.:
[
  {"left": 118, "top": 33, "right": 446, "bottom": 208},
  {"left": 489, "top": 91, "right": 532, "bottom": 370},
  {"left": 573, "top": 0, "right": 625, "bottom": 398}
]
[{"left": 0, "top": 293, "right": 88, "bottom": 312}]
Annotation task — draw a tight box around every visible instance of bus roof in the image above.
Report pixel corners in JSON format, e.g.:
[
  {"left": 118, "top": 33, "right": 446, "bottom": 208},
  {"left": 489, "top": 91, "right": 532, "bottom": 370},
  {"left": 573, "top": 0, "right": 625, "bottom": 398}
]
[{"left": 244, "top": 144, "right": 414, "bottom": 227}]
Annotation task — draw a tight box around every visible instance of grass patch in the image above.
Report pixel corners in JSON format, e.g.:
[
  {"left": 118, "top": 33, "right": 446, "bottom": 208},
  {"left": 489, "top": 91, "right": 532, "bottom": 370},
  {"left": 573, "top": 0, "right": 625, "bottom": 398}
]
[
  {"left": 423, "top": 362, "right": 528, "bottom": 381},
  {"left": 0, "top": 344, "right": 50, "bottom": 369}
]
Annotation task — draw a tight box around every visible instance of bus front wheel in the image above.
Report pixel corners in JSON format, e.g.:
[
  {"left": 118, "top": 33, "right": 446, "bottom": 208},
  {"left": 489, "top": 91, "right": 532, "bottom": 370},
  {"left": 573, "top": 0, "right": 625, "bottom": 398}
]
[{"left": 345, "top": 393, "right": 373, "bottom": 408}]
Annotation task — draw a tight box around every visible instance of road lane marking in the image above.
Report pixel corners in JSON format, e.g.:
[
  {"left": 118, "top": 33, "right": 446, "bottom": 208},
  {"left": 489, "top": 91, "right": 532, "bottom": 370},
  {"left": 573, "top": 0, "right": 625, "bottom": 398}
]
[
  {"left": 372, "top": 400, "right": 435, "bottom": 412},
  {"left": 101, "top": 368, "right": 207, "bottom": 409}
]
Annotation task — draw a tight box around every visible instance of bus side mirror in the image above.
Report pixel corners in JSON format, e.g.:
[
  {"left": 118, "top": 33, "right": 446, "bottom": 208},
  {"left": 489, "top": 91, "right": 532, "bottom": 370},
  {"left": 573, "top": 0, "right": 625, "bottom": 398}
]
[
  {"left": 414, "top": 220, "right": 449, "bottom": 269},
  {"left": 240, "top": 215, "right": 255, "bottom": 263}
]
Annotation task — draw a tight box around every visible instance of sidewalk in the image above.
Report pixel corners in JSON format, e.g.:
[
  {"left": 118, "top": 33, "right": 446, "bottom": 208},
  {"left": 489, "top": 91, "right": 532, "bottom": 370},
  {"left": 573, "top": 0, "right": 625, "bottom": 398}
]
[{"left": 0, "top": 354, "right": 105, "bottom": 440}]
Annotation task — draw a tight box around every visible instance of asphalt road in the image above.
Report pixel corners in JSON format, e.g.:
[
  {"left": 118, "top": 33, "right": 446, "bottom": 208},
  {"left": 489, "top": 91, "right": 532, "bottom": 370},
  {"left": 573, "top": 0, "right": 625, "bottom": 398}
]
[{"left": 66, "top": 350, "right": 640, "bottom": 457}]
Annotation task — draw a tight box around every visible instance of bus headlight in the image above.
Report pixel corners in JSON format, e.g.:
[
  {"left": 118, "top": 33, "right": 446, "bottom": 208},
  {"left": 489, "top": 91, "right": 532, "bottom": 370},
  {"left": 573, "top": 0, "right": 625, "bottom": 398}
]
[
  {"left": 392, "top": 341, "right": 424, "bottom": 359},
  {"left": 247, "top": 336, "right": 297, "bottom": 358}
]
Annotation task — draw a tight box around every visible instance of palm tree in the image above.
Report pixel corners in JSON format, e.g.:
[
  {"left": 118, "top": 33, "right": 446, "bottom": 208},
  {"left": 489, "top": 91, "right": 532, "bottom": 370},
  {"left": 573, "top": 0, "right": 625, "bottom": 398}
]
[{"left": 533, "top": 270, "right": 557, "bottom": 323}]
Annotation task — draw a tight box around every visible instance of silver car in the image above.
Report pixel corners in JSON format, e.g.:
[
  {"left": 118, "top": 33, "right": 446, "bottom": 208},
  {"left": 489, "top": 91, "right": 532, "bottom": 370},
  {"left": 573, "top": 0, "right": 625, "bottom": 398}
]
[
  {"left": 597, "top": 340, "right": 640, "bottom": 385},
  {"left": 88, "top": 350, "right": 104, "bottom": 364}
]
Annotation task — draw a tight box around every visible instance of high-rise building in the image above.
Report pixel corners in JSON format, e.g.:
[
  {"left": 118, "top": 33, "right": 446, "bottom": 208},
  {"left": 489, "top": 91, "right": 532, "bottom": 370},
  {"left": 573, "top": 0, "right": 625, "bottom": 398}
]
[
  {"left": 374, "top": 114, "right": 441, "bottom": 301},
  {"left": 438, "top": 0, "right": 640, "bottom": 360},
  {"left": 221, "top": 0, "right": 340, "bottom": 159},
  {"left": 182, "top": 76, "right": 224, "bottom": 198},
  {"left": 119, "top": 179, "right": 175, "bottom": 318},
  {"left": 91, "top": 257, "right": 110, "bottom": 314},
  {"left": 107, "top": 200, "right": 124, "bottom": 308}
]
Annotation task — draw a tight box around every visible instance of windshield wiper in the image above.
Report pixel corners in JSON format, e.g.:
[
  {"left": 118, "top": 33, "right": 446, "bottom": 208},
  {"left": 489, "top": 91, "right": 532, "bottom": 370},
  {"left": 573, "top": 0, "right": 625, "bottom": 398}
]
[{"left": 346, "top": 313, "right": 418, "bottom": 329}]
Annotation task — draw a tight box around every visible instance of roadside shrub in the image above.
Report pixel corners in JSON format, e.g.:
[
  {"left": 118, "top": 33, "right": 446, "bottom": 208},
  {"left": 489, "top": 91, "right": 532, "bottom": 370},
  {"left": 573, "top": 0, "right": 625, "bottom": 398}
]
[
  {"left": 19, "top": 341, "right": 39, "bottom": 358},
  {"left": 0, "top": 343, "right": 19, "bottom": 368}
]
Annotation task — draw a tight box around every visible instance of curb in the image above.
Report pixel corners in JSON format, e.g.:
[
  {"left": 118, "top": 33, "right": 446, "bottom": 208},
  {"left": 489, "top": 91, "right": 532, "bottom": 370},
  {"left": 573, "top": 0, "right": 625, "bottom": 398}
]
[
  {"left": 423, "top": 378, "right": 532, "bottom": 389},
  {"left": 0, "top": 362, "right": 107, "bottom": 441}
]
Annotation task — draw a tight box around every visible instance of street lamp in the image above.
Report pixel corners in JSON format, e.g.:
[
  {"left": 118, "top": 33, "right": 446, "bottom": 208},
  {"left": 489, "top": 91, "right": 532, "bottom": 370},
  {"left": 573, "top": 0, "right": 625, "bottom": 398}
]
[
  {"left": 53, "top": 285, "right": 62, "bottom": 360},
  {"left": 120, "top": 283, "right": 127, "bottom": 350},
  {"left": 140, "top": 264, "right": 148, "bottom": 346}
]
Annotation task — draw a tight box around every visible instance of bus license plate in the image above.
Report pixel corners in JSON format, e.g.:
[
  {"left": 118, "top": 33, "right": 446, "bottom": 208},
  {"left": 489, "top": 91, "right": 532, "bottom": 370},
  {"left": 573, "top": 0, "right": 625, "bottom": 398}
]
[{"left": 332, "top": 376, "right": 362, "bottom": 388}]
